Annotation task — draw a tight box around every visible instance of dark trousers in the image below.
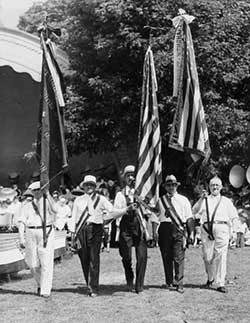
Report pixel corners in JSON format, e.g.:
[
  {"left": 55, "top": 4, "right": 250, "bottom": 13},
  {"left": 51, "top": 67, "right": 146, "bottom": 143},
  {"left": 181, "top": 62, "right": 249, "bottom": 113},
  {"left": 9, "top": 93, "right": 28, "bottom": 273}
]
[
  {"left": 119, "top": 230, "right": 147, "bottom": 292},
  {"left": 236, "top": 232, "right": 245, "bottom": 248},
  {"left": 77, "top": 223, "right": 103, "bottom": 294},
  {"left": 158, "top": 222, "right": 185, "bottom": 287}
]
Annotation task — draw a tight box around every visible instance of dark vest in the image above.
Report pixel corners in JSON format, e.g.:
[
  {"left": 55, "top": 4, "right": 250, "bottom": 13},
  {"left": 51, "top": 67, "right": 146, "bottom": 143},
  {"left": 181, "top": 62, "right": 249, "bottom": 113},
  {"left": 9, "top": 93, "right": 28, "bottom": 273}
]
[{"left": 120, "top": 190, "right": 140, "bottom": 236}]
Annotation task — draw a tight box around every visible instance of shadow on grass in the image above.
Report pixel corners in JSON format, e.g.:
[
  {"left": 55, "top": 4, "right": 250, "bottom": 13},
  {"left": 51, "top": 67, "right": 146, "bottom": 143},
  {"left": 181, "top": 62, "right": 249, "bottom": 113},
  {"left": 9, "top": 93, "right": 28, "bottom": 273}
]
[
  {"left": 0, "top": 288, "right": 36, "bottom": 296},
  {"left": 53, "top": 284, "right": 172, "bottom": 296},
  {"left": 184, "top": 283, "right": 219, "bottom": 292},
  {"left": 0, "top": 272, "right": 33, "bottom": 286}
]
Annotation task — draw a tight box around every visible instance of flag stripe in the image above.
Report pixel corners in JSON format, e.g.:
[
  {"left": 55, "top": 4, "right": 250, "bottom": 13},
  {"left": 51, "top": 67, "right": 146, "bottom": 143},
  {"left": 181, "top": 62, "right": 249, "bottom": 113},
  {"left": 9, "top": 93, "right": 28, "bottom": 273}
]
[
  {"left": 169, "top": 15, "right": 210, "bottom": 161},
  {"left": 135, "top": 46, "right": 162, "bottom": 206}
]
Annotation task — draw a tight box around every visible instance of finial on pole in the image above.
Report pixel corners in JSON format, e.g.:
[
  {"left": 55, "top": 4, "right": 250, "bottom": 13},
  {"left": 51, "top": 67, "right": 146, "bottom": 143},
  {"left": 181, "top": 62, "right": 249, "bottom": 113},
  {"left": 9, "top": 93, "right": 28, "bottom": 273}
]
[{"left": 37, "top": 11, "right": 61, "bottom": 40}]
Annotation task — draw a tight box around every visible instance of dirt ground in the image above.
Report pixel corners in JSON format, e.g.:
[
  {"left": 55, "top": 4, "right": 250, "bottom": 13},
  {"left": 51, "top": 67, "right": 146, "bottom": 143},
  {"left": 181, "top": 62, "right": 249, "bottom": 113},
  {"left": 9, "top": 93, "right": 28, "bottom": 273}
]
[{"left": 0, "top": 246, "right": 250, "bottom": 323}]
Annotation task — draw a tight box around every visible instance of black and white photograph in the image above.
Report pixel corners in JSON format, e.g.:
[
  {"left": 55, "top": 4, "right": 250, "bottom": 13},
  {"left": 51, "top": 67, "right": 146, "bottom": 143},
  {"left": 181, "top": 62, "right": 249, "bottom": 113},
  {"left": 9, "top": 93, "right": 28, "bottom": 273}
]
[{"left": 0, "top": 1, "right": 250, "bottom": 322}]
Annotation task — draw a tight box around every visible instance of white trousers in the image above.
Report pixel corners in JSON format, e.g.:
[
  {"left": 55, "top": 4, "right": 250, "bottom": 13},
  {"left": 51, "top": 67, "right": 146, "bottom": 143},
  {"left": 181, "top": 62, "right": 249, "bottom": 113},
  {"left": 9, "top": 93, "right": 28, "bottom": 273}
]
[
  {"left": 201, "top": 224, "right": 229, "bottom": 287},
  {"left": 25, "top": 227, "right": 55, "bottom": 295}
]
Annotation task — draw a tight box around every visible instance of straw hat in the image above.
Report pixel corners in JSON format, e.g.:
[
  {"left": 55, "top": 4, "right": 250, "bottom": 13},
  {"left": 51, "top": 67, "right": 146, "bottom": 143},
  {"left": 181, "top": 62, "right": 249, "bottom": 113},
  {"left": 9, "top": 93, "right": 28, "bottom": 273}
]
[
  {"left": 122, "top": 165, "right": 135, "bottom": 177},
  {"left": 0, "top": 187, "right": 17, "bottom": 202},
  {"left": 28, "top": 181, "right": 41, "bottom": 190},
  {"left": 79, "top": 175, "right": 97, "bottom": 188},
  {"left": 164, "top": 175, "right": 180, "bottom": 186}
]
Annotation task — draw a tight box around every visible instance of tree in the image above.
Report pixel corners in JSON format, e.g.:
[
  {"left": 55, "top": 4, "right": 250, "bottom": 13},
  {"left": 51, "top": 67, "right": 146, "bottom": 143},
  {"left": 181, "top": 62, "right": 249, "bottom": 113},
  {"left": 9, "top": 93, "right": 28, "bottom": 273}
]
[{"left": 18, "top": 0, "right": 250, "bottom": 184}]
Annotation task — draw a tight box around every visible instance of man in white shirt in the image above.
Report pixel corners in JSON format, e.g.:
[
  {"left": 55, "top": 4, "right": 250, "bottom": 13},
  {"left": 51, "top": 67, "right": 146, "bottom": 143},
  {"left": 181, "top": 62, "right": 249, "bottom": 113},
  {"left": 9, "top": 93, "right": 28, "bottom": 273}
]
[
  {"left": 158, "top": 175, "right": 194, "bottom": 294},
  {"left": 68, "top": 175, "right": 130, "bottom": 297},
  {"left": 114, "top": 165, "right": 149, "bottom": 294},
  {"left": 18, "top": 181, "right": 57, "bottom": 298},
  {"left": 192, "top": 176, "right": 238, "bottom": 293}
]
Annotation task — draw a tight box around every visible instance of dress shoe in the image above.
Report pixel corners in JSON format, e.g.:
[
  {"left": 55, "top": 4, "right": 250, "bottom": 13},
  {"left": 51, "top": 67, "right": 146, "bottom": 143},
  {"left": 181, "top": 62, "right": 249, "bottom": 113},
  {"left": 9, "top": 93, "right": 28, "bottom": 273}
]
[
  {"left": 168, "top": 285, "right": 177, "bottom": 291},
  {"left": 126, "top": 282, "right": 134, "bottom": 292},
  {"left": 135, "top": 288, "right": 143, "bottom": 294},
  {"left": 89, "top": 292, "right": 98, "bottom": 298},
  {"left": 204, "top": 279, "right": 214, "bottom": 289},
  {"left": 41, "top": 294, "right": 51, "bottom": 299},
  {"left": 217, "top": 286, "right": 228, "bottom": 293},
  {"left": 176, "top": 286, "right": 184, "bottom": 294}
]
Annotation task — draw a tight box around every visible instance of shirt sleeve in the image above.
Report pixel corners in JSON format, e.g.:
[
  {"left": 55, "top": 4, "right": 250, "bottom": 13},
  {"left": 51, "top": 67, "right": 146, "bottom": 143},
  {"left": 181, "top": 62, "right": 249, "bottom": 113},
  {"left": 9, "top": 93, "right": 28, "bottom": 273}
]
[
  {"left": 101, "top": 196, "right": 114, "bottom": 214},
  {"left": 67, "top": 198, "right": 78, "bottom": 232},
  {"left": 18, "top": 203, "right": 28, "bottom": 225},
  {"left": 192, "top": 199, "right": 205, "bottom": 219},
  {"left": 227, "top": 199, "right": 238, "bottom": 221},
  {"left": 114, "top": 192, "right": 126, "bottom": 209},
  {"left": 226, "top": 198, "right": 239, "bottom": 232},
  {"left": 183, "top": 197, "right": 193, "bottom": 221}
]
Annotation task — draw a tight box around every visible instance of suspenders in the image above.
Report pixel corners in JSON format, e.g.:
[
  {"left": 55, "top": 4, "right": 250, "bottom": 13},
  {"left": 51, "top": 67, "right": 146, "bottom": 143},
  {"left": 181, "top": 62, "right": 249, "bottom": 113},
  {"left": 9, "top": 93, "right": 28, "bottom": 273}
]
[{"left": 203, "top": 196, "right": 222, "bottom": 240}]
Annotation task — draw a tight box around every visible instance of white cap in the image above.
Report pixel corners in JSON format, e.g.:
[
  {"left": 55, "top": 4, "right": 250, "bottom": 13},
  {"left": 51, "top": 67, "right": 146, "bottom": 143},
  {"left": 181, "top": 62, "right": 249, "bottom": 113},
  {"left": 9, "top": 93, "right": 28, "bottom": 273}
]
[
  {"left": 80, "top": 175, "right": 97, "bottom": 187},
  {"left": 123, "top": 165, "right": 135, "bottom": 176},
  {"left": 28, "top": 181, "right": 41, "bottom": 190}
]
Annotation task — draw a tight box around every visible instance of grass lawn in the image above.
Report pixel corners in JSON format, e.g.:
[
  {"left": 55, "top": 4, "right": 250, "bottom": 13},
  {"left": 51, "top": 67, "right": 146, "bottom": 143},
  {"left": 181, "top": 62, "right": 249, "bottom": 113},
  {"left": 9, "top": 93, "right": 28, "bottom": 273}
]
[{"left": 0, "top": 246, "right": 250, "bottom": 323}]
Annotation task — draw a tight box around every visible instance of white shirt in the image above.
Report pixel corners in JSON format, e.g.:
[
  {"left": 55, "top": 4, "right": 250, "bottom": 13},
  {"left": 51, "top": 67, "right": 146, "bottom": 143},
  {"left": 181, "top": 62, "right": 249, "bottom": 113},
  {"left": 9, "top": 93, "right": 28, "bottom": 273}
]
[
  {"left": 114, "top": 187, "right": 133, "bottom": 210},
  {"left": 68, "top": 193, "right": 114, "bottom": 232},
  {"left": 55, "top": 203, "right": 71, "bottom": 230},
  {"left": 192, "top": 195, "right": 238, "bottom": 226},
  {"left": 19, "top": 198, "right": 55, "bottom": 227},
  {"left": 113, "top": 186, "right": 135, "bottom": 227},
  {"left": 158, "top": 192, "right": 193, "bottom": 223}
]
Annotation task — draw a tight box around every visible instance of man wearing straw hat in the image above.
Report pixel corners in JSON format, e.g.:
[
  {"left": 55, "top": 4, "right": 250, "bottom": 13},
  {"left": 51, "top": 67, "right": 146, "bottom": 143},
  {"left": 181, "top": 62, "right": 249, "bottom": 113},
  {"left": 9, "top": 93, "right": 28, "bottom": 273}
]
[
  {"left": 18, "top": 181, "right": 58, "bottom": 298},
  {"left": 114, "top": 165, "right": 149, "bottom": 294},
  {"left": 68, "top": 174, "right": 131, "bottom": 297},
  {"left": 193, "top": 176, "right": 238, "bottom": 293},
  {"left": 158, "top": 175, "right": 194, "bottom": 294}
]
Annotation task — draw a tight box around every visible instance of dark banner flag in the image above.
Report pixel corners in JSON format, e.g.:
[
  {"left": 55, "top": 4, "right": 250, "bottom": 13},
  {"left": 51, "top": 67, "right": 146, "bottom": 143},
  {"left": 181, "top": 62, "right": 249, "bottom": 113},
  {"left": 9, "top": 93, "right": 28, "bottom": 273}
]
[
  {"left": 135, "top": 46, "right": 162, "bottom": 207},
  {"left": 169, "top": 10, "right": 211, "bottom": 179},
  {"left": 36, "top": 32, "right": 68, "bottom": 191}
]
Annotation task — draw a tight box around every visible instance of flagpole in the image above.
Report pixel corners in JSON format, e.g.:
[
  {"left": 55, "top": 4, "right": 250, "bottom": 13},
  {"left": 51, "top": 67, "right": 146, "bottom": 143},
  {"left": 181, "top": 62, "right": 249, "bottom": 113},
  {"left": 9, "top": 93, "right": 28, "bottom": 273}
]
[
  {"left": 37, "top": 16, "right": 68, "bottom": 248},
  {"left": 43, "top": 193, "right": 47, "bottom": 248}
]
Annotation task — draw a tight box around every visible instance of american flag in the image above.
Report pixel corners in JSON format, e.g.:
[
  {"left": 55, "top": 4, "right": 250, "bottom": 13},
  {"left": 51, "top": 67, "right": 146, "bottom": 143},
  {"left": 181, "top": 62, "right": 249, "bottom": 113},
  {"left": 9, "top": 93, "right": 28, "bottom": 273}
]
[
  {"left": 36, "top": 31, "right": 68, "bottom": 191},
  {"left": 169, "top": 11, "right": 211, "bottom": 165},
  {"left": 135, "top": 46, "right": 162, "bottom": 206}
]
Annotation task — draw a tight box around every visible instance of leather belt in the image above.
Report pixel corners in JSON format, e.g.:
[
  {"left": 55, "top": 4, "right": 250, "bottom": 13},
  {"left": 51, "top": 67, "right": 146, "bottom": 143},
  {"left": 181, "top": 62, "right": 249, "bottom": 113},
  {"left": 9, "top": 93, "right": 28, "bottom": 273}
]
[
  {"left": 204, "top": 221, "right": 228, "bottom": 225},
  {"left": 28, "top": 225, "right": 53, "bottom": 229}
]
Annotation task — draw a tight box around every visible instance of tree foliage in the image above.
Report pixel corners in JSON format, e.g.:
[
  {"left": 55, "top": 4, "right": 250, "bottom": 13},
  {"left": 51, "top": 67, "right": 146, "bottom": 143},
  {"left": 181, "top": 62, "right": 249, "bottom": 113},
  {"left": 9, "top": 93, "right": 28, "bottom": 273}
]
[{"left": 18, "top": 0, "right": 250, "bottom": 182}]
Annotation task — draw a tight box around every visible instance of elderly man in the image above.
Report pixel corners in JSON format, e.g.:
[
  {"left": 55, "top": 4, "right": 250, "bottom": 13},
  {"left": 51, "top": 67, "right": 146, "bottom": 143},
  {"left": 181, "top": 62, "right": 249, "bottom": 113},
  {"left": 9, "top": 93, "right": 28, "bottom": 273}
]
[
  {"left": 193, "top": 176, "right": 238, "bottom": 293},
  {"left": 114, "top": 165, "right": 149, "bottom": 294},
  {"left": 158, "top": 175, "right": 194, "bottom": 293},
  {"left": 68, "top": 175, "right": 130, "bottom": 297},
  {"left": 18, "top": 181, "right": 57, "bottom": 298}
]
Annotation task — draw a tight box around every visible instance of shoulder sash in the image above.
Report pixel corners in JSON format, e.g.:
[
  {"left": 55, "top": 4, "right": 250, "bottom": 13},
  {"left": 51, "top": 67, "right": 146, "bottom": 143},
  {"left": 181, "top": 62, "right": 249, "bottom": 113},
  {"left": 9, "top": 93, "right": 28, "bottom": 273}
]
[{"left": 160, "top": 195, "right": 185, "bottom": 233}]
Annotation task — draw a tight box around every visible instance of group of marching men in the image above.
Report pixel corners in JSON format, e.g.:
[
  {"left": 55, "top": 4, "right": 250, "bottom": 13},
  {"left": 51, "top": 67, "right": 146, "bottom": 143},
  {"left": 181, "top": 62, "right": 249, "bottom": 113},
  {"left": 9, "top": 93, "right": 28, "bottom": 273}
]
[{"left": 16, "top": 165, "right": 239, "bottom": 298}]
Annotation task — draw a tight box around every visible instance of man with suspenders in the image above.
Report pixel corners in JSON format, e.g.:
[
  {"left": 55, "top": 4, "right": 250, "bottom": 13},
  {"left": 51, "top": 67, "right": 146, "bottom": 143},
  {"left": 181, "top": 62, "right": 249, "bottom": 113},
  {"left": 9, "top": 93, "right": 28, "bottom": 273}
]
[
  {"left": 68, "top": 175, "right": 130, "bottom": 297},
  {"left": 158, "top": 175, "right": 194, "bottom": 294},
  {"left": 193, "top": 176, "right": 238, "bottom": 293}
]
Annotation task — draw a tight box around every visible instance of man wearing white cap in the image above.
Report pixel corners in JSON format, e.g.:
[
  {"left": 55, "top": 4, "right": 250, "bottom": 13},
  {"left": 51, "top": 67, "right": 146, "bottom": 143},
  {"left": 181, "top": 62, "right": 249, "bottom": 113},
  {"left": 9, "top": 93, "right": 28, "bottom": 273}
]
[
  {"left": 193, "top": 176, "right": 238, "bottom": 293},
  {"left": 68, "top": 174, "right": 130, "bottom": 297},
  {"left": 114, "top": 165, "right": 148, "bottom": 294},
  {"left": 18, "top": 181, "right": 58, "bottom": 298},
  {"left": 158, "top": 175, "right": 194, "bottom": 294}
]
